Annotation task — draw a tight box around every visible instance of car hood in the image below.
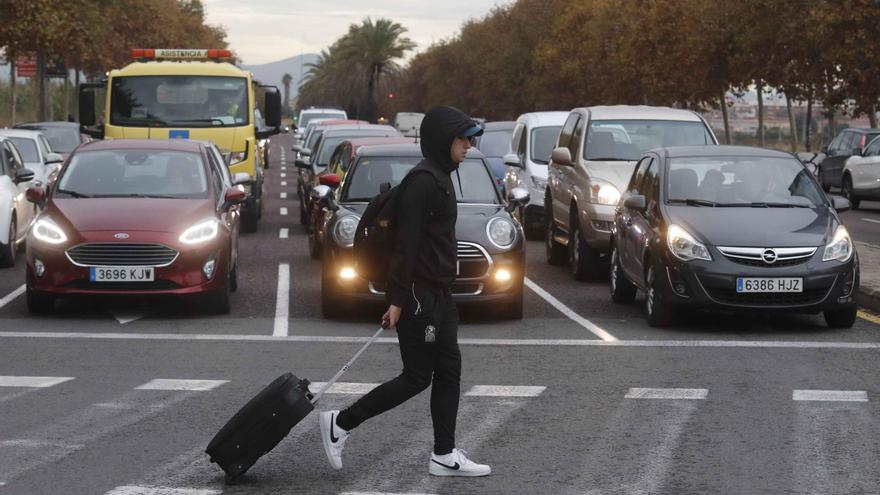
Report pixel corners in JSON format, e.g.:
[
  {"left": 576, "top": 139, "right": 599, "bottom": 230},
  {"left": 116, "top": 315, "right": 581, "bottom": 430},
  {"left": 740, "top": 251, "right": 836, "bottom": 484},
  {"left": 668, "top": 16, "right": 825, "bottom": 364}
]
[
  {"left": 584, "top": 160, "right": 637, "bottom": 190},
  {"left": 50, "top": 198, "right": 214, "bottom": 234},
  {"left": 666, "top": 205, "right": 835, "bottom": 247}
]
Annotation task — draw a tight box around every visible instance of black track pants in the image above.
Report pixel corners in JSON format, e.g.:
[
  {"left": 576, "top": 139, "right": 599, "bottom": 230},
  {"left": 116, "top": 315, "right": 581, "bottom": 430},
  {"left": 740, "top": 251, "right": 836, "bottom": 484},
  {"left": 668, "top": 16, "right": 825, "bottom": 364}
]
[{"left": 336, "top": 285, "right": 461, "bottom": 455}]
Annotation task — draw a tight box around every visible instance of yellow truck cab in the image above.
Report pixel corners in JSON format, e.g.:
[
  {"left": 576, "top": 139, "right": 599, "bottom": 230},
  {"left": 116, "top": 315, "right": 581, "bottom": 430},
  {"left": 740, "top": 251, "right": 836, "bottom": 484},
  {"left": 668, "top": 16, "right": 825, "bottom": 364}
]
[{"left": 78, "top": 48, "right": 282, "bottom": 232}]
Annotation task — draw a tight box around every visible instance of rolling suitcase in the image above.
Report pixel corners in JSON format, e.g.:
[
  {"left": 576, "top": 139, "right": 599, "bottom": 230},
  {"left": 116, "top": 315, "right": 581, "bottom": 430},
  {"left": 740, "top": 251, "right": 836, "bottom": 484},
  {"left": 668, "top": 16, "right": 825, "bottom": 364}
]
[{"left": 205, "top": 326, "right": 386, "bottom": 484}]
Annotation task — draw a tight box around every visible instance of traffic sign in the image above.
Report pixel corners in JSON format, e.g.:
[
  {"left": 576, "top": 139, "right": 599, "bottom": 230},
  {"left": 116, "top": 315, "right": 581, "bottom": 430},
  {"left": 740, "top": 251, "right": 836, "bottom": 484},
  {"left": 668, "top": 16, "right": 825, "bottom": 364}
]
[{"left": 16, "top": 54, "right": 36, "bottom": 77}]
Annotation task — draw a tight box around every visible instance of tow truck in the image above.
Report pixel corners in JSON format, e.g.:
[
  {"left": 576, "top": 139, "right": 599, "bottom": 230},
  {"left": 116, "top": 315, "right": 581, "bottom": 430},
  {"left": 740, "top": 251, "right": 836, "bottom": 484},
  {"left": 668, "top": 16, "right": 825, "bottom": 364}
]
[{"left": 78, "top": 48, "right": 282, "bottom": 232}]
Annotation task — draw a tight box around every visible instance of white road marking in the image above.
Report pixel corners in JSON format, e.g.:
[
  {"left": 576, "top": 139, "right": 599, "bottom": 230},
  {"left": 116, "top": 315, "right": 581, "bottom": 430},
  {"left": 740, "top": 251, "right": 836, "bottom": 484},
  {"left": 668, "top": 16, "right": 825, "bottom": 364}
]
[
  {"left": 108, "top": 309, "right": 147, "bottom": 325},
  {"left": 524, "top": 277, "right": 618, "bottom": 342},
  {"left": 280, "top": 192, "right": 287, "bottom": 199},
  {"left": 0, "top": 284, "right": 24, "bottom": 308},
  {"left": 625, "top": 388, "right": 708, "bottom": 400},
  {"left": 0, "top": 376, "right": 74, "bottom": 388},
  {"left": 281, "top": 166, "right": 286, "bottom": 171},
  {"left": 279, "top": 228, "right": 289, "bottom": 239},
  {"left": 105, "top": 487, "right": 221, "bottom": 495},
  {"left": 5, "top": 332, "right": 880, "bottom": 350},
  {"left": 280, "top": 180, "right": 287, "bottom": 186},
  {"left": 280, "top": 173, "right": 286, "bottom": 178},
  {"left": 861, "top": 218, "right": 880, "bottom": 224},
  {"left": 280, "top": 207, "right": 288, "bottom": 215},
  {"left": 308, "top": 382, "right": 379, "bottom": 394},
  {"left": 135, "top": 379, "right": 228, "bottom": 391},
  {"left": 273, "top": 263, "right": 290, "bottom": 337},
  {"left": 341, "top": 492, "right": 438, "bottom": 495},
  {"left": 792, "top": 390, "right": 868, "bottom": 402},
  {"left": 0, "top": 439, "right": 82, "bottom": 448},
  {"left": 465, "top": 385, "right": 546, "bottom": 397}
]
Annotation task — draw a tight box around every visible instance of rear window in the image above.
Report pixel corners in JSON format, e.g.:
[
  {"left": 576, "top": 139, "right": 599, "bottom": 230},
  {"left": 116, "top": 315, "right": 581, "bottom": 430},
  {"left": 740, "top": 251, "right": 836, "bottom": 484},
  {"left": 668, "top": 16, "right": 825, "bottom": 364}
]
[
  {"left": 585, "top": 119, "right": 715, "bottom": 161},
  {"left": 530, "top": 126, "right": 562, "bottom": 164},
  {"left": 300, "top": 112, "right": 346, "bottom": 128}
]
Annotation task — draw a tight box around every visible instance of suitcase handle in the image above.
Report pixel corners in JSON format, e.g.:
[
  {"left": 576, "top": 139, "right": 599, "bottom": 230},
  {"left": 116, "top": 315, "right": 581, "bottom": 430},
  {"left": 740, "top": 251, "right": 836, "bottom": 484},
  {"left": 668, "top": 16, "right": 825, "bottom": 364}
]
[{"left": 310, "top": 324, "right": 387, "bottom": 404}]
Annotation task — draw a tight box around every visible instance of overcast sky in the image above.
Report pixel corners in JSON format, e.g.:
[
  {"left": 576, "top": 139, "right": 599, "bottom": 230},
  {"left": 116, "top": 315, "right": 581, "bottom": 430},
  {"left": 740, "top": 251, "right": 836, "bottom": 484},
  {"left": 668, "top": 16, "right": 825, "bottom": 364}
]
[{"left": 202, "top": 0, "right": 511, "bottom": 65}]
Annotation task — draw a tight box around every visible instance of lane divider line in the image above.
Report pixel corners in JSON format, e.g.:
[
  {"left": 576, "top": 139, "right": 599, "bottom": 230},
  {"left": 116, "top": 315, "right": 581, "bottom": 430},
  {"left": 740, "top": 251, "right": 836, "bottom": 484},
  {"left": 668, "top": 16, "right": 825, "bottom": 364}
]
[
  {"left": 280, "top": 181, "right": 287, "bottom": 186},
  {"left": 0, "top": 284, "right": 25, "bottom": 309},
  {"left": 524, "top": 277, "right": 618, "bottom": 342},
  {"left": 792, "top": 390, "right": 868, "bottom": 402},
  {"left": 280, "top": 173, "right": 286, "bottom": 178},
  {"left": 280, "top": 207, "right": 288, "bottom": 216},
  {"left": 105, "top": 486, "right": 221, "bottom": 495},
  {"left": 464, "top": 385, "right": 546, "bottom": 397},
  {"left": 0, "top": 376, "right": 74, "bottom": 388},
  {"left": 280, "top": 192, "right": 287, "bottom": 199},
  {"left": 273, "top": 263, "right": 290, "bottom": 337},
  {"left": 135, "top": 379, "right": 228, "bottom": 392},
  {"left": 861, "top": 218, "right": 880, "bottom": 225},
  {"left": 625, "top": 388, "right": 708, "bottom": 400},
  {"left": 279, "top": 228, "right": 289, "bottom": 239}
]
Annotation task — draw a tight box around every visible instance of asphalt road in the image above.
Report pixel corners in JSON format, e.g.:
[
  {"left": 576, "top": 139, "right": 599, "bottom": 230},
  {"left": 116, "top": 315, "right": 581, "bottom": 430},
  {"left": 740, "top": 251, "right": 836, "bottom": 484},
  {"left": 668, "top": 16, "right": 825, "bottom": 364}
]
[
  {"left": 0, "top": 133, "right": 878, "bottom": 494},
  {"left": 839, "top": 199, "right": 880, "bottom": 246}
]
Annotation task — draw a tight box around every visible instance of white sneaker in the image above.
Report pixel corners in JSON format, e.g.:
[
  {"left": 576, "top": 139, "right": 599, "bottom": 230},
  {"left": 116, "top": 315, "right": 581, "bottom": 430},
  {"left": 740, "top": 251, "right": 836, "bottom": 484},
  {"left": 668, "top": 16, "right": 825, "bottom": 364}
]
[
  {"left": 319, "top": 410, "right": 349, "bottom": 470},
  {"left": 429, "top": 448, "right": 491, "bottom": 477}
]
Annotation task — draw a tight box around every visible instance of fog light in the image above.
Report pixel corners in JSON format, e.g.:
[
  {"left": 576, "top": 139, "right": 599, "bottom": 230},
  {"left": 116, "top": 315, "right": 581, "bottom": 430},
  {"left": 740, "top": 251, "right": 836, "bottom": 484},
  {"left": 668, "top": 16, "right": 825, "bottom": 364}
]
[
  {"left": 34, "top": 259, "right": 46, "bottom": 277},
  {"left": 494, "top": 268, "right": 512, "bottom": 281},
  {"left": 203, "top": 258, "right": 217, "bottom": 280},
  {"left": 340, "top": 267, "right": 357, "bottom": 280}
]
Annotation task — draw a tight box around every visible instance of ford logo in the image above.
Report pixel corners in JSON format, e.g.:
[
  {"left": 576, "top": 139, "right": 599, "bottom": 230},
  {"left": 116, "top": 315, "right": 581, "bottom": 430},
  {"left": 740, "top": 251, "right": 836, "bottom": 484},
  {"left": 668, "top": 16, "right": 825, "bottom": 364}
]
[
  {"left": 761, "top": 248, "right": 778, "bottom": 264},
  {"left": 114, "top": 233, "right": 130, "bottom": 240}
]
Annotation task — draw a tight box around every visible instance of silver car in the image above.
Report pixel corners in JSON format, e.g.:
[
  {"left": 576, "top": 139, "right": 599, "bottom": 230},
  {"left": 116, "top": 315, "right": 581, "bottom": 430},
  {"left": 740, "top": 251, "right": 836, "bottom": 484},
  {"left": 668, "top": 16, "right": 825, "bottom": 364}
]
[
  {"left": 0, "top": 129, "right": 63, "bottom": 187},
  {"left": 841, "top": 135, "right": 880, "bottom": 209}
]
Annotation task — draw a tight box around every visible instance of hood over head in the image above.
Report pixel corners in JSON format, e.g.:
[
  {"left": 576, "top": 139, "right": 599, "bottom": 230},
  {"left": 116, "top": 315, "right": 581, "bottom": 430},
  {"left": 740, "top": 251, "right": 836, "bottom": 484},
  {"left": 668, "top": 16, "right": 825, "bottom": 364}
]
[{"left": 419, "top": 106, "right": 482, "bottom": 174}]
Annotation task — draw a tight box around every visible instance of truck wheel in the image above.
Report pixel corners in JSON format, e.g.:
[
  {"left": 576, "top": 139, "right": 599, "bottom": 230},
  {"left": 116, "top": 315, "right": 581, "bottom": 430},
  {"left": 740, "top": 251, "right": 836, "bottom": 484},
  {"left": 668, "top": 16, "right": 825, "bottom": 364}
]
[
  {"left": 610, "top": 243, "right": 636, "bottom": 303},
  {"left": 569, "top": 217, "right": 602, "bottom": 281}
]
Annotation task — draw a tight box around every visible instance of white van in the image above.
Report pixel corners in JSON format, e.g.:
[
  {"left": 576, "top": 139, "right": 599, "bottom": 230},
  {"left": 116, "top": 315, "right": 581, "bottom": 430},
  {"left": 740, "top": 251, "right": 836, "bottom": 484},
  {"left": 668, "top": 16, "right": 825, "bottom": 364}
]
[{"left": 393, "top": 112, "right": 424, "bottom": 138}]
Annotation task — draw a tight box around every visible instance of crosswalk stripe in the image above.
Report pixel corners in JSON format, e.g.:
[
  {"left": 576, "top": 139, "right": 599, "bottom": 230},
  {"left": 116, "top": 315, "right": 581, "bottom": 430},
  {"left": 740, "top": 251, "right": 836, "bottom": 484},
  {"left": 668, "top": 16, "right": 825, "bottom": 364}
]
[
  {"left": 308, "top": 382, "right": 379, "bottom": 394},
  {"left": 280, "top": 207, "right": 288, "bottom": 215},
  {"left": 105, "top": 487, "right": 221, "bottom": 495},
  {"left": 464, "top": 385, "right": 545, "bottom": 397},
  {"left": 280, "top": 192, "right": 288, "bottom": 199},
  {"left": 280, "top": 181, "right": 287, "bottom": 186},
  {"left": 0, "top": 376, "right": 75, "bottom": 388},
  {"left": 625, "top": 388, "right": 708, "bottom": 400},
  {"left": 135, "top": 379, "right": 228, "bottom": 391},
  {"left": 0, "top": 284, "right": 24, "bottom": 308},
  {"left": 280, "top": 173, "right": 286, "bottom": 178},
  {"left": 792, "top": 390, "right": 868, "bottom": 402}
]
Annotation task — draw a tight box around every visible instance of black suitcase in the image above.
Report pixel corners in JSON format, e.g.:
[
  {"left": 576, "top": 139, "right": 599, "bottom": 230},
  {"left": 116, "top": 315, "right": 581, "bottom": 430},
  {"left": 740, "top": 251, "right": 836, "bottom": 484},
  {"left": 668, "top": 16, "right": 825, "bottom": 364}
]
[
  {"left": 205, "top": 373, "right": 315, "bottom": 483},
  {"left": 205, "top": 326, "right": 385, "bottom": 484}
]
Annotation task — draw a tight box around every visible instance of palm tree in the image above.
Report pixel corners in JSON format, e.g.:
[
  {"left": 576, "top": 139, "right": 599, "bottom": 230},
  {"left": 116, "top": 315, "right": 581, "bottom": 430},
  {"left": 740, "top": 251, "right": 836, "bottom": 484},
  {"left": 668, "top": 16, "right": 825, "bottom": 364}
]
[{"left": 281, "top": 73, "right": 292, "bottom": 116}]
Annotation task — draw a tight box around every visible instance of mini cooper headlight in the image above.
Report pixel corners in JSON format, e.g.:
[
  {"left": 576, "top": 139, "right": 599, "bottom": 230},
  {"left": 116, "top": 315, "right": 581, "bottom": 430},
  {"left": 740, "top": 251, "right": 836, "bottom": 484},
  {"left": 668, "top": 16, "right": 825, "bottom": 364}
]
[
  {"left": 667, "top": 224, "right": 711, "bottom": 262},
  {"left": 487, "top": 217, "right": 517, "bottom": 249},
  {"left": 823, "top": 225, "right": 853, "bottom": 263},
  {"left": 179, "top": 219, "right": 219, "bottom": 245},
  {"left": 591, "top": 182, "right": 622, "bottom": 206},
  {"left": 32, "top": 218, "right": 67, "bottom": 244},
  {"left": 333, "top": 215, "right": 360, "bottom": 248}
]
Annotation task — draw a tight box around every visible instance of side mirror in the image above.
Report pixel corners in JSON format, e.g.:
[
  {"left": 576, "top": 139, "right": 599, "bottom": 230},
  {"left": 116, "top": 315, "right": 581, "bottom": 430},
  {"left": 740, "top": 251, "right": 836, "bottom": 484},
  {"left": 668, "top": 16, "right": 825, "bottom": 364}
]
[
  {"left": 263, "top": 86, "right": 282, "bottom": 129},
  {"left": 831, "top": 195, "right": 851, "bottom": 213},
  {"left": 551, "top": 146, "right": 573, "bottom": 166},
  {"left": 233, "top": 172, "right": 251, "bottom": 186},
  {"left": 222, "top": 187, "right": 247, "bottom": 210},
  {"left": 503, "top": 152, "right": 521, "bottom": 167},
  {"left": 623, "top": 194, "right": 647, "bottom": 211},
  {"left": 505, "top": 186, "right": 531, "bottom": 212},
  {"left": 78, "top": 86, "right": 97, "bottom": 126},
  {"left": 292, "top": 144, "right": 303, "bottom": 153},
  {"left": 300, "top": 148, "right": 312, "bottom": 157},
  {"left": 294, "top": 158, "right": 311, "bottom": 169},
  {"left": 319, "top": 173, "right": 341, "bottom": 188},
  {"left": 310, "top": 184, "right": 332, "bottom": 203},
  {"left": 26, "top": 186, "right": 46, "bottom": 204},
  {"left": 14, "top": 168, "right": 35, "bottom": 184},
  {"left": 44, "top": 152, "right": 63, "bottom": 164}
]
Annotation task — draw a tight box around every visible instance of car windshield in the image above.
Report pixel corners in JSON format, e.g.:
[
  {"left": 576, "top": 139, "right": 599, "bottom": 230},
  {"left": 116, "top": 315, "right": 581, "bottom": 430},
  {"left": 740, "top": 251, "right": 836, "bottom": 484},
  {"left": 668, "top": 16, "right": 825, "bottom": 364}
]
[
  {"left": 33, "top": 126, "right": 79, "bottom": 153},
  {"left": 477, "top": 130, "right": 512, "bottom": 158},
  {"left": 110, "top": 76, "right": 249, "bottom": 127},
  {"left": 56, "top": 149, "right": 209, "bottom": 199},
  {"left": 531, "top": 125, "right": 561, "bottom": 164},
  {"left": 306, "top": 130, "right": 325, "bottom": 151},
  {"left": 585, "top": 119, "right": 714, "bottom": 161},
  {"left": 343, "top": 157, "right": 500, "bottom": 204},
  {"left": 7, "top": 138, "right": 39, "bottom": 162},
  {"left": 300, "top": 112, "right": 345, "bottom": 128},
  {"left": 665, "top": 156, "right": 825, "bottom": 207},
  {"left": 316, "top": 132, "right": 395, "bottom": 166}
]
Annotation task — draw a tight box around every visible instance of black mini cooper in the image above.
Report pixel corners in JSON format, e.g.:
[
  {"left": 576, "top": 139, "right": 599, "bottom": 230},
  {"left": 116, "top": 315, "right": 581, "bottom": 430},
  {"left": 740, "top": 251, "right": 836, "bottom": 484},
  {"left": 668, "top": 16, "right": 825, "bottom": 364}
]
[
  {"left": 312, "top": 144, "right": 529, "bottom": 319},
  {"left": 611, "top": 146, "right": 858, "bottom": 328}
]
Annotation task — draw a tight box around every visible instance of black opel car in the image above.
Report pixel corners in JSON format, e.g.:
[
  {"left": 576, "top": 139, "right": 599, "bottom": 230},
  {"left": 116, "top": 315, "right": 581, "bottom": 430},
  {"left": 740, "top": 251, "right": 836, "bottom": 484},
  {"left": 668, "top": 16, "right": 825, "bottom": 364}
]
[
  {"left": 312, "top": 144, "right": 529, "bottom": 320},
  {"left": 610, "top": 146, "right": 858, "bottom": 328}
]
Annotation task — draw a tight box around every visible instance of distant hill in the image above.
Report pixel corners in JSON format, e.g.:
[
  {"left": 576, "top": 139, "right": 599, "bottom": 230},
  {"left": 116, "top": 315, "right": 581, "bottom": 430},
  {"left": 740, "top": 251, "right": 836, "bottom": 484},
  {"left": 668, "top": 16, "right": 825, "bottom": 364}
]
[{"left": 242, "top": 53, "right": 319, "bottom": 98}]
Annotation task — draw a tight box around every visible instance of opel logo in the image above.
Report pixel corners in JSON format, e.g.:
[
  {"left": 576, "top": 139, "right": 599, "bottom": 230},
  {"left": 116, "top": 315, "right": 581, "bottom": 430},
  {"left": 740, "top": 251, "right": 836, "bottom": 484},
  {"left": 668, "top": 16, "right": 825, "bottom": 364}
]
[
  {"left": 761, "top": 248, "right": 778, "bottom": 264},
  {"left": 114, "top": 233, "right": 130, "bottom": 240}
]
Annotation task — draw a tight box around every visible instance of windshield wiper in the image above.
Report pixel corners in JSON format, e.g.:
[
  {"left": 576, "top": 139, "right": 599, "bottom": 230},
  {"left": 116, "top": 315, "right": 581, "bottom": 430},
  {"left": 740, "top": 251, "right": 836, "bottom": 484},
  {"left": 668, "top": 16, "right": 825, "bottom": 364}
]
[
  {"left": 168, "top": 118, "right": 227, "bottom": 126},
  {"left": 669, "top": 198, "right": 720, "bottom": 207},
  {"left": 94, "top": 193, "right": 180, "bottom": 199},
  {"left": 56, "top": 188, "right": 91, "bottom": 198},
  {"left": 744, "top": 202, "right": 810, "bottom": 208}
]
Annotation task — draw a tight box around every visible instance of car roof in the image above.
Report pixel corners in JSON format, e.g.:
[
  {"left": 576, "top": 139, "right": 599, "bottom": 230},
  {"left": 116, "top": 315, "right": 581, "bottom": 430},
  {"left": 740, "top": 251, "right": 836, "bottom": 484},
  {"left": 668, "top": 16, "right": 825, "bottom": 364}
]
[
  {"left": 347, "top": 137, "right": 414, "bottom": 149},
  {"left": 577, "top": 105, "right": 703, "bottom": 122},
  {"left": 301, "top": 108, "right": 346, "bottom": 114},
  {"left": 322, "top": 125, "right": 398, "bottom": 137},
  {"left": 356, "top": 143, "right": 486, "bottom": 159},
  {"left": 482, "top": 121, "right": 516, "bottom": 131},
  {"left": 74, "top": 139, "right": 206, "bottom": 153},
  {"left": 842, "top": 128, "right": 880, "bottom": 134},
  {"left": 0, "top": 129, "right": 45, "bottom": 139},
  {"left": 14, "top": 121, "right": 80, "bottom": 129},
  {"left": 516, "top": 111, "right": 569, "bottom": 127},
  {"left": 656, "top": 145, "right": 797, "bottom": 160}
]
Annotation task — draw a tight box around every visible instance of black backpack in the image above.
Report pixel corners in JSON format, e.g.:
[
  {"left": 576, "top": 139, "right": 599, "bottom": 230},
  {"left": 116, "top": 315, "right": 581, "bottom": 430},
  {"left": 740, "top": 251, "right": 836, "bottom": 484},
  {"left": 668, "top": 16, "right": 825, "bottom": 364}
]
[{"left": 352, "top": 165, "right": 444, "bottom": 285}]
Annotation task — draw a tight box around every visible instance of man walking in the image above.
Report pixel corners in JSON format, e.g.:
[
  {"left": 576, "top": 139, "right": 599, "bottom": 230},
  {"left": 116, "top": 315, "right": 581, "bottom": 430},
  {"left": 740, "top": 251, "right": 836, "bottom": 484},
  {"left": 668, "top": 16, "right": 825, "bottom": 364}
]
[{"left": 319, "top": 106, "right": 491, "bottom": 477}]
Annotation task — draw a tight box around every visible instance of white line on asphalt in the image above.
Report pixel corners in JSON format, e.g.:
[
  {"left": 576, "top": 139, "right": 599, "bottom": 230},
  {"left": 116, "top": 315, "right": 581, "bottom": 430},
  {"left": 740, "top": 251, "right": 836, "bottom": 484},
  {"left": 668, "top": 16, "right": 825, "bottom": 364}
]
[
  {"left": 273, "top": 263, "right": 290, "bottom": 337},
  {"left": 280, "top": 207, "right": 288, "bottom": 215},
  {"left": 341, "top": 492, "right": 438, "bottom": 495},
  {"left": 280, "top": 181, "right": 287, "bottom": 186},
  {"left": 792, "top": 390, "right": 868, "bottom": 402},
  {"left": 280, "top": 173, "right": 286, "bottom": 178},
  {"left": 861, "top": 218, "right": 880, "bottom": 224},
  {"left": 279, "top": 228, "right": 289, "bottom": 239},
  {"left": 308, "top": 382, "right": 378, "bottom": 394},
  {"left": 523, "top": 277, "right": 618, "bottom": 342},
  {"left": 135, "top": 379, "right": 228, "bottom": 392},
  {"left": 281, "top": 166, "right": 286, "bottom": 171},
  {"left": 0, "top": 439, "right": 82, "bottom": 448},
  {"left": 0, "top": 284, "right": 24, "bottom": 309},
  {"left": 280, "top": 192, "right": 287, "bottom": 199},
  {"left": 625, "top": 388, "right": 708, "bottom": 400},
  {"left": 108, "top": 309, "right": 147, "bottom": 325},
  {"left": 465, "top": 385, "right": 546, "bottom": 397},
  {"left": 4, "top": 332, "right": 880, "bottom": 350},
  {"left": 105, "top": 486, "right": 221, "bottom": 495},
  {"left": 0, "top": 376, "right": 74, "bottom": 388}
]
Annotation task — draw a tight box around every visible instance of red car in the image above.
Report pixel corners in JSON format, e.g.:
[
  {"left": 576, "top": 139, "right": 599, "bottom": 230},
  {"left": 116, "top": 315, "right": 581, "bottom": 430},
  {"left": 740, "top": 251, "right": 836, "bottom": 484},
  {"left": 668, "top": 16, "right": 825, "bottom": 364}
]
[{"left": 24, "top": 139, "right": 247, "bottom": 314}]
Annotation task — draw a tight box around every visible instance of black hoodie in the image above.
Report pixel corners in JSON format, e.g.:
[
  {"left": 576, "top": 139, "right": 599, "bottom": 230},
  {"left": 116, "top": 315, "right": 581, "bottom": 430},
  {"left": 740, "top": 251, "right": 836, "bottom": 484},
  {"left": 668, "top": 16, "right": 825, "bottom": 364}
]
[{"left": 387, "top": 106, "right": 479, "bottom": 307}]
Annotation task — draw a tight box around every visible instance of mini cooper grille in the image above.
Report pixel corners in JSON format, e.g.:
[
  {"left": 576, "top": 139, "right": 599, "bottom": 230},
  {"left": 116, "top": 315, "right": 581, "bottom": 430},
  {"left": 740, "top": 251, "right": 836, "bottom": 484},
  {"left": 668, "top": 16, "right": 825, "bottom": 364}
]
[
  {"left": 66, "top": 243, "right": 178, "bottom": 267},
  {"left": 457, "top": 242, "right": 491, "bottom": 279}
]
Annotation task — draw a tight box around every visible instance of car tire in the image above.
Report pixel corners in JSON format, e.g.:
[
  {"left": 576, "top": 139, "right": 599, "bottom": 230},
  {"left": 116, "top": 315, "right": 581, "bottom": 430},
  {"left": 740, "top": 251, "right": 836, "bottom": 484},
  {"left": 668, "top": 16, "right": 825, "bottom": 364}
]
[
  {"left": 496, "top": 284, "right": 524, "bottom": 320},
  {"left": 522, "top": 208, "right": 543, "bottom": 241},
  {"left": 241, "top": 207, "right": 258, "bottom": 233},
  {"left": 0, "top": 215, "right": 17, "bottom": 268},
  {"left": 299, "top": 197, "right": 308, "bottom": 225},
  {"left": 229, "top": 262, "right": 238, "bottom": 293},
  {"left": 818, "top": 167, "right": 831, "bottom": 193},
  {"left": 569, "top": 215, "right": 602, "bottom": 281},
  {"left": 842, "top": 176, "right": 860, "bottom": 210},
  {"left": 609, "top": 243, "right": 637, "bottom": 304},
  {"left": 26, "top": 286, "right": 55, "bottom": 314},
  {"left": 824, "top": 306, "right": 857, "bottom": 328},
  {"left": 321, "top": 261, "right": 347, "bottom": 318},
  {"left": 206, "top": 270, "right": 231, "bottom": 315},
  {"left": 545, "top": 198, "right": 566, "bottom": 266},
  {"left": 308, "top": 230, "right": 322, "bottom": 260},
  {"left": 645, "top": 261, "right": 674, "bottom": 327}
]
